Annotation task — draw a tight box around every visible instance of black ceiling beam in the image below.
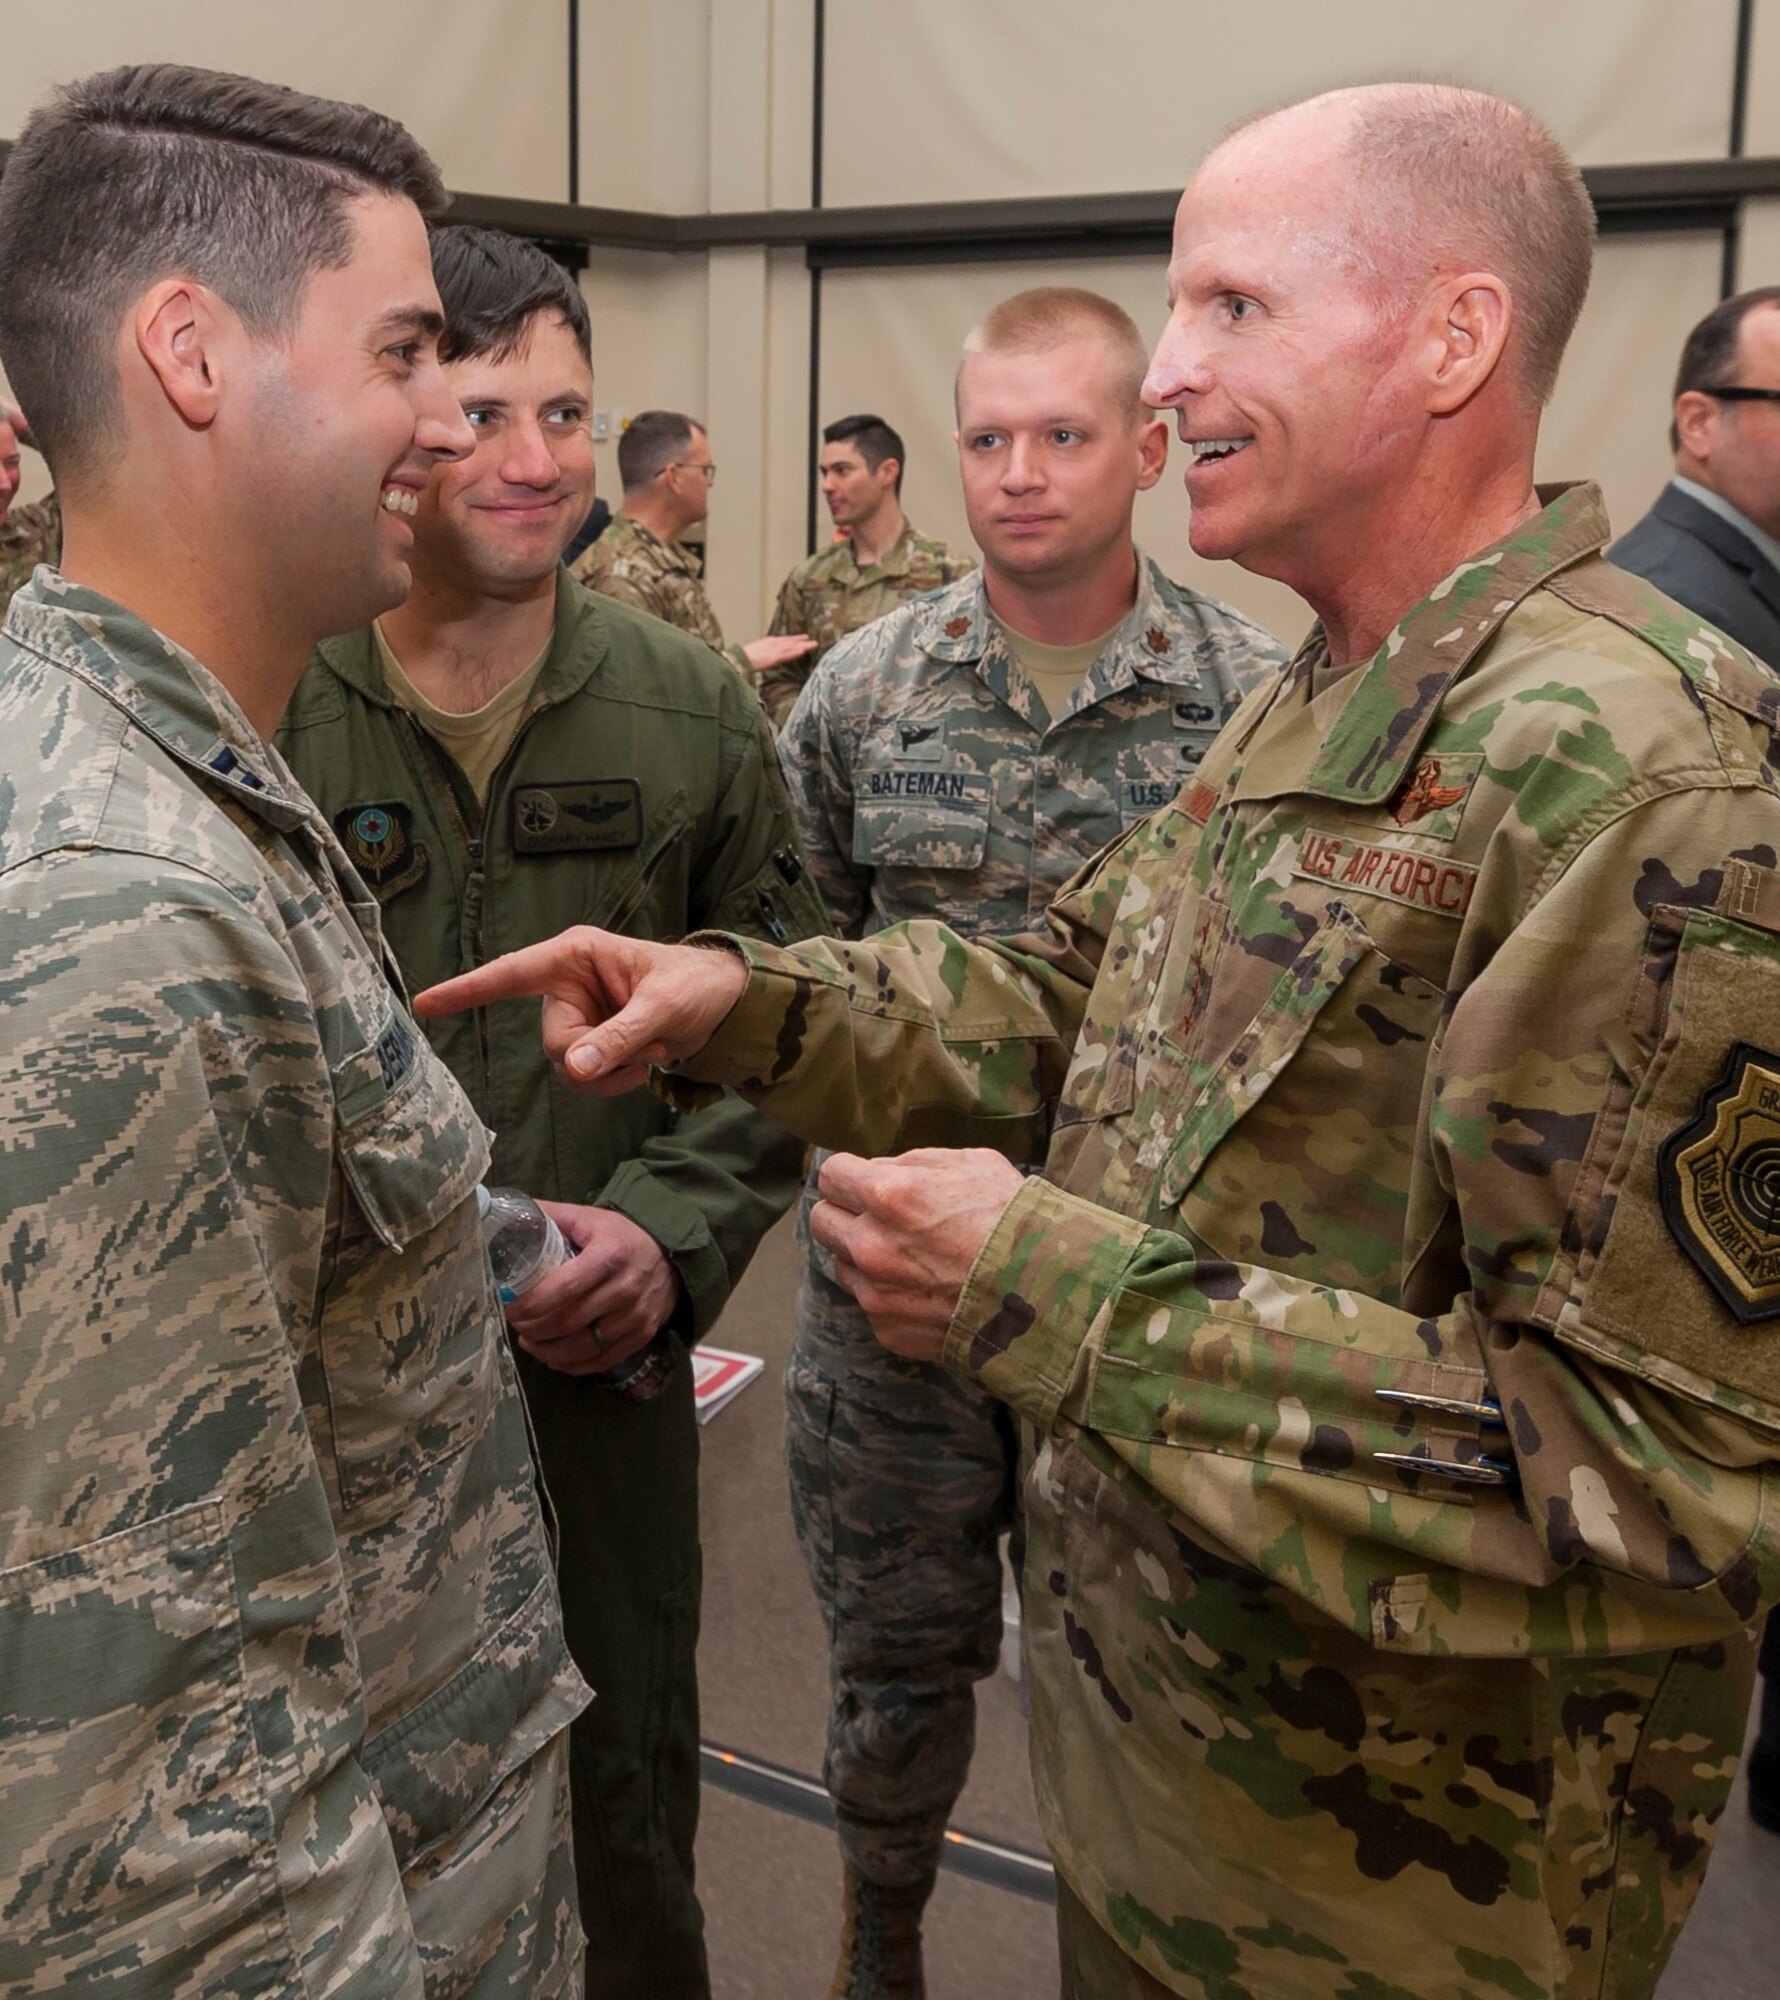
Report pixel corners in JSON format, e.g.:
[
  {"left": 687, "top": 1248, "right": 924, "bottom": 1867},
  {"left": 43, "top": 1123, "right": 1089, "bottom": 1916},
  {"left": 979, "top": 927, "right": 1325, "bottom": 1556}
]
[
  {"left": 442, "top": 158, "right": 1780, "bottom": 267},
  {"left": 6, "top": 140, "right": 1779, "bottom": 263}
]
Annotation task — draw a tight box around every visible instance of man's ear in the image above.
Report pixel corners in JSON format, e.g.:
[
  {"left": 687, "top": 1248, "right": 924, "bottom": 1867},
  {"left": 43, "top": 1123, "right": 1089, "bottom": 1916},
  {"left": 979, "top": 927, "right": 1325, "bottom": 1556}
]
[
  {"left": 130, "top": 278, "right": 230, "bottom": 432},
  {"left": 878, "top": 457, "right": 901, "bottom": 492},
  {"left": 1673, "top": 389, "right": 1722, "bottom": 463},
  {"left": 1426, "top": 273, "right": 1513, "bottom": 417},
  {"left": 1134, "top": 412, "right": 1168, "bottom": 492}
]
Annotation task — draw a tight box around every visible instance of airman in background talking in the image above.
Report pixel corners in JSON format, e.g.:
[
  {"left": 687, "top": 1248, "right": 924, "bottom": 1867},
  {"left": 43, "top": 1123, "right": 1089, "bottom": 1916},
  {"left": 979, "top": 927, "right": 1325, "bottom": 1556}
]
[
  {"left": 760, "top": 412, "right": 975, "bottom": 728},
  {"left": 574, "top": 405, "right": 814, "bottom": 690}
]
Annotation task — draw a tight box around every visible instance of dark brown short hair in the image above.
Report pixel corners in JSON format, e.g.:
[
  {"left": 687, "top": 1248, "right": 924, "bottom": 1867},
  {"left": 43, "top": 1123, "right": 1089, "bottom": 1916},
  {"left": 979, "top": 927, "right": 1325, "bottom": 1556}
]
[
  {"left": 1670, "top": 287, "right": 1780, "bottom": 450},
  {"left": 0, "top": 63, "right": 446, "bottom": 483},
  {"left": 429, "top": 225, "right": 592, "bottom": 367},
  {"left": 823, "top": 413, "right": 905, "bottom": 495}
]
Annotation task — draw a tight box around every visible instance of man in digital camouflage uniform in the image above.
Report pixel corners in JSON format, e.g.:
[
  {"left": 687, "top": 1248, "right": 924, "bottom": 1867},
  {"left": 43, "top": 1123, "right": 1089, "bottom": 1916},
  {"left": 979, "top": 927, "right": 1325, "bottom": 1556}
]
[
  {"left": 281, "top": 226, "right": 827, "bottom": 2000},
  {"left": 760, "top": 412, "right": 975, "bottom": 729},
  {"left": 0, "top": 399, "right": 60, "bottom": 622},
  {"left": 425, "top": 84, "right": 1780, "bottom": 2000},
  {"left": 776, "top": 287, "right": 1284, "bottom": 1997},
  {"left": 572, "top": 405, "right": 814, "bottom": 691},
  {"left": 0, "top": 67, "right": 587, "bottom": 1997}
]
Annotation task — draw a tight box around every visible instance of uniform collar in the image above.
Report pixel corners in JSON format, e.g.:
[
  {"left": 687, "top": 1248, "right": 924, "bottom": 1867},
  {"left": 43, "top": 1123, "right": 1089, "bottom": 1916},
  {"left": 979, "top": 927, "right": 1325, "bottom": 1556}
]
[
  {"left": 316, "top": 566, "right": 611, "bottom": 715},
  {"left": 839, "top": 520, "right": 920, "bottom": 584},
  {"left": 1268, "top": 482, "right": 1608, "bottom": 806},
  {"left": 613, "top": 510, "right": 701, "bottom": 576},
  {"left": 914, "top": 552, "right": 1213, "bottom": 724},
  {"left": 4, "top": 569, "right": 308, "bottom": 828}
]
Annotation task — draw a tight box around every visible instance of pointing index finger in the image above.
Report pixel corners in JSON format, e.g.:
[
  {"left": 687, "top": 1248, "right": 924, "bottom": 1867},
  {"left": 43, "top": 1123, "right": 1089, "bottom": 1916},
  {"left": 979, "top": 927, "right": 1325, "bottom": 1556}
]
[{"left": 413, "top": 933, "right": 595, "bottom": 1020}]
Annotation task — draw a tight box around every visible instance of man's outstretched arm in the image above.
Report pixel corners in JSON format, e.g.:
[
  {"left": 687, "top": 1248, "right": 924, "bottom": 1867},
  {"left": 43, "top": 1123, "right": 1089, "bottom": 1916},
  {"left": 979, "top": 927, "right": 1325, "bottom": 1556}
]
[{"left": 415, "top": 818, "right": 1142, "bottom": 1162}]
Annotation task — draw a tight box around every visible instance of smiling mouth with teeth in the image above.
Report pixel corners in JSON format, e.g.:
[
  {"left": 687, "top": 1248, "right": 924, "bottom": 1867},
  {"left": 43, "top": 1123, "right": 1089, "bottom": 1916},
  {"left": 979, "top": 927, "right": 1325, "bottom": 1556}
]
[
  {"left": 380, "top": 488, "right": 420, "bottom": 518},
  {"left": 1191, "top": 439, "right": 1254, "bottom": 463}
]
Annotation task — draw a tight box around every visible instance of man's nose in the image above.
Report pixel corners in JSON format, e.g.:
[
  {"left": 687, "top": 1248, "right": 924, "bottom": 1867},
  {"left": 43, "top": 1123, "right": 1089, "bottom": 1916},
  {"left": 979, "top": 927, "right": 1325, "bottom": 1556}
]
[
  {"left": 414, "top": 364, "right": 475, "bottom": 464},
  {"left": 1143, "top": 319, "right": 1206, "bottom": 407},
  {"left": 1001, "top": 438, "right": 1042, "bottom": 489},
  {"left": 502, "top": 418, "right": 561, "bottom": 488}
]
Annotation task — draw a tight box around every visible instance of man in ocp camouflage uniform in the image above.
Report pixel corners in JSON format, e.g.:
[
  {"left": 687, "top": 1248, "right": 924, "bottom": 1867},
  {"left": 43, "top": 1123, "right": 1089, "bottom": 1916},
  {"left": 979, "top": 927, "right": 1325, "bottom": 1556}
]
[
  {"left": 776, "top": 287, "right": 1283, "bottom": 1998},
  {"left": 0, "top": 400, "right": 59, "bottom": 622},
  {"left": 0, "top": 67, "right": 586, "bottom": 1996},
  {"left": 425, "top": 85, "right": 1780, "bottom": 2000},
  {"left": 760, "top": 412, "right": 975, "bottom": 729},
  {"left": 572, "top": 406, "right": 814, "bottom": 690}
]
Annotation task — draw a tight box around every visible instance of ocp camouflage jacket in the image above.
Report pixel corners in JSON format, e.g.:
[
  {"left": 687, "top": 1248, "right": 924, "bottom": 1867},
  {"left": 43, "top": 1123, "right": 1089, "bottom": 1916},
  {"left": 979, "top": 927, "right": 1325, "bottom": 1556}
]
[{"left": 666, "top": 485, "right": 1780, "bottom": 1999}]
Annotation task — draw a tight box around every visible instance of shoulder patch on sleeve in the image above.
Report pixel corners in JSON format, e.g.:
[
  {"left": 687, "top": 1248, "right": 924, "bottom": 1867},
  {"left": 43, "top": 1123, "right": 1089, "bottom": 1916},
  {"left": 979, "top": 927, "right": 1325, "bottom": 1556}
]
[{"left": 1660, "top": 1041, "right": 1780, "bottom": 1323}]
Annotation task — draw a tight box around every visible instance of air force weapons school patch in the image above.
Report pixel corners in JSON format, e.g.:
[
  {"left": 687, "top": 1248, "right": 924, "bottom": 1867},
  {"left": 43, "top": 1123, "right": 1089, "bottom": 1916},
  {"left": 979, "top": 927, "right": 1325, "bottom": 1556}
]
[{"left": 1660, "top": 1040, "right": 1780, "bottom": 1323}]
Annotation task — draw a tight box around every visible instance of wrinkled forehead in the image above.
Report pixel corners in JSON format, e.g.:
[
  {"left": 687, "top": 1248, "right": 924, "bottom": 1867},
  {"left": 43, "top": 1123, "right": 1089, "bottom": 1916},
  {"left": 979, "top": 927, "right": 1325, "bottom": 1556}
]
[{"left": 1170, "top": 137, "right": 1385, "bottom": 298}]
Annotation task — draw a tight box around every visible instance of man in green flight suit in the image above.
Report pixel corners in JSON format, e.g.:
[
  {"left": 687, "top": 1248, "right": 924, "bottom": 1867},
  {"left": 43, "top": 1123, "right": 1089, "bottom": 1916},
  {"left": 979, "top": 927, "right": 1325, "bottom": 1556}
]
[
  {"left": 280, "top": 225, "right": 826, "bottom": 2000},
  {"left": 424, "top": 85, "right": 1780, "bottom": 2000}
]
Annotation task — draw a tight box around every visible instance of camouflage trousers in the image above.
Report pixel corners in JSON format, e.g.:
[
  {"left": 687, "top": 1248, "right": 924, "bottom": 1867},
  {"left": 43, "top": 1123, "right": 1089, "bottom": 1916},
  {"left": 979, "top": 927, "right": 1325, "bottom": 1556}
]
[{"left": 784, "top": 1168, "right": 1020, "bottom": 1888}]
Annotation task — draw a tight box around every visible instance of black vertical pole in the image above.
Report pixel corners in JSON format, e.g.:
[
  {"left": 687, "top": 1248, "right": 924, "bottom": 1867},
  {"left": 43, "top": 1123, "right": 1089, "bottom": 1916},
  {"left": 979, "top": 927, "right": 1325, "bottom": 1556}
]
[
  {"left": 567, "top": 0, "right": 581, "bottom": 205},
  {"left": 805, "top": 0, "right": 826, "bottom": 554},
  {"left": 1724, "top": 0, "right": 1754, "bottom": 297}
]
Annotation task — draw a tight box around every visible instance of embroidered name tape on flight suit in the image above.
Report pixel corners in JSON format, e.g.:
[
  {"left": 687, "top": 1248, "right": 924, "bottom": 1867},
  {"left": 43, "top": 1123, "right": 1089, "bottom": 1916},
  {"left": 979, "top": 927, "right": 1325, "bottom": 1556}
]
[{"left": 511, "top": 780, "right": 642, "bottom": 854}]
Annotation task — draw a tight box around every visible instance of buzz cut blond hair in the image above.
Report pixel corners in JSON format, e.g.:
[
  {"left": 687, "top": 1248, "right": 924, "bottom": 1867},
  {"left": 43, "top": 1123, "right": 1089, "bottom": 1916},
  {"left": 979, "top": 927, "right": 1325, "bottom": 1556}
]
[{"left": 958, "top": 286, "right": 1151, "bottom": 417}]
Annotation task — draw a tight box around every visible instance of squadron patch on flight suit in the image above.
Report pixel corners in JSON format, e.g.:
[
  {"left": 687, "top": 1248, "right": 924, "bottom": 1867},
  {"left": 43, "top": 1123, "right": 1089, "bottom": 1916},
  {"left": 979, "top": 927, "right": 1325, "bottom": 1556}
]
[
  {"left": 511, "top": 780, "right": 642, "bottom": 854},
  {"left": 335, "top": 800, "right": 428, "bottom": 897},
  {"left": 1660, "top": 1040, "right": 1780, "bottom": 1323}
]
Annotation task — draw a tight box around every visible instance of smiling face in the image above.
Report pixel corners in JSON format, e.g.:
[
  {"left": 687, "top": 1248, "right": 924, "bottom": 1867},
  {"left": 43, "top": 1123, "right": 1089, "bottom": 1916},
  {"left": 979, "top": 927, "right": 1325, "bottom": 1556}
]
[
  {"left": 1142, "top": 117, "right": 1426, "bottom": 589},
  {"left": 955, "top": 336, "right": 1164, "bottom": 588},
  {"left": 406, "top": 311, "right": 595, "bottom": 596},
  {"left": 239, "top": 192, "right": 474, "bottom": 634}
]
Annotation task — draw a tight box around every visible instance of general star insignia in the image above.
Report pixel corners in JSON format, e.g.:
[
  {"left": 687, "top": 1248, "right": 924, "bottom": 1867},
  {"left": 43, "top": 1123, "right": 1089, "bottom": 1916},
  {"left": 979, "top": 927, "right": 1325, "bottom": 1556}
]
[
  {"left": 1660, "top": 1041, "right": 1780, "bottom": 1323},
  {"left": 1390, "top": 755, "right": 1470, "bottom": 828}
]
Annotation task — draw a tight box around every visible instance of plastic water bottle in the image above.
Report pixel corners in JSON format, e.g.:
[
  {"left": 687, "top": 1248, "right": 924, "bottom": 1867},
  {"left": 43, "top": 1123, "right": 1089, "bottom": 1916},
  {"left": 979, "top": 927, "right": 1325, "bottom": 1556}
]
[{"left": 475, "top": 1185, "right": 678, "bottom": 1401}]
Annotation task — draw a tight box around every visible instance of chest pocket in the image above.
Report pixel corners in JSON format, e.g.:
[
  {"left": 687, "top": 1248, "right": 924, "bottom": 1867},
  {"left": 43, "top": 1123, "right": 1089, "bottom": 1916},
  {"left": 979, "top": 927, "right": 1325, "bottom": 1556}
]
[
  {"left": 852, "top": 769, "right": 991, "bottom": 873},
  {"left": 1085, "top": 893, "right": 1444, "bottom": 1295},
  {"left": 323, "top": 1008, "right": 499, "bottom": 1521}
]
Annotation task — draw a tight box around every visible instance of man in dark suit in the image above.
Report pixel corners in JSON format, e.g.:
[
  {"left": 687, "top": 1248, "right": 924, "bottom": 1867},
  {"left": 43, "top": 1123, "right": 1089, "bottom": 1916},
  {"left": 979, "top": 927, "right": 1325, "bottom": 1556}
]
[
  {"left": 1612, "top": 284, "right": 1780, "bottom": 1838},
  {"left": 1612, "top": 285, "right": 1780, "bottom": 666}
]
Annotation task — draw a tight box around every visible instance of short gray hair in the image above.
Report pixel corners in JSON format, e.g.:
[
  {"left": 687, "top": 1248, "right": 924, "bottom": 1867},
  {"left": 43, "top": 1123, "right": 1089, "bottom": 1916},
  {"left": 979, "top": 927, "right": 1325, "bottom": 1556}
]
[{"left": 1236, "top": 83, "right": 1595, "bottom": 408}]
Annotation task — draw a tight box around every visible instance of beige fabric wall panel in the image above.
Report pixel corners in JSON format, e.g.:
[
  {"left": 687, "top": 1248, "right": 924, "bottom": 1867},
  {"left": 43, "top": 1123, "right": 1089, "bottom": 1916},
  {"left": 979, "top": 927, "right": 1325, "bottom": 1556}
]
[
  {"left": 816, "top": 231, "right": 1720, "bottom": 653},
  {"left": 1537, "top": 232, "right": 1725, "bottom": 539},
  {"left": 1739, "top": 198, "right": 1780, "bottom": 290},
  {"left": 822, "top": 0, "right": 1737, "bottom": 208},
  {"left": 577, "top": 0, "right": 713, "bottom": 211},
  {"left": 578, "top": 249, "right": 711, "bottom": 511},
  {"left": 2, "top": 2, "right": 572, "bottom": 200}
]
